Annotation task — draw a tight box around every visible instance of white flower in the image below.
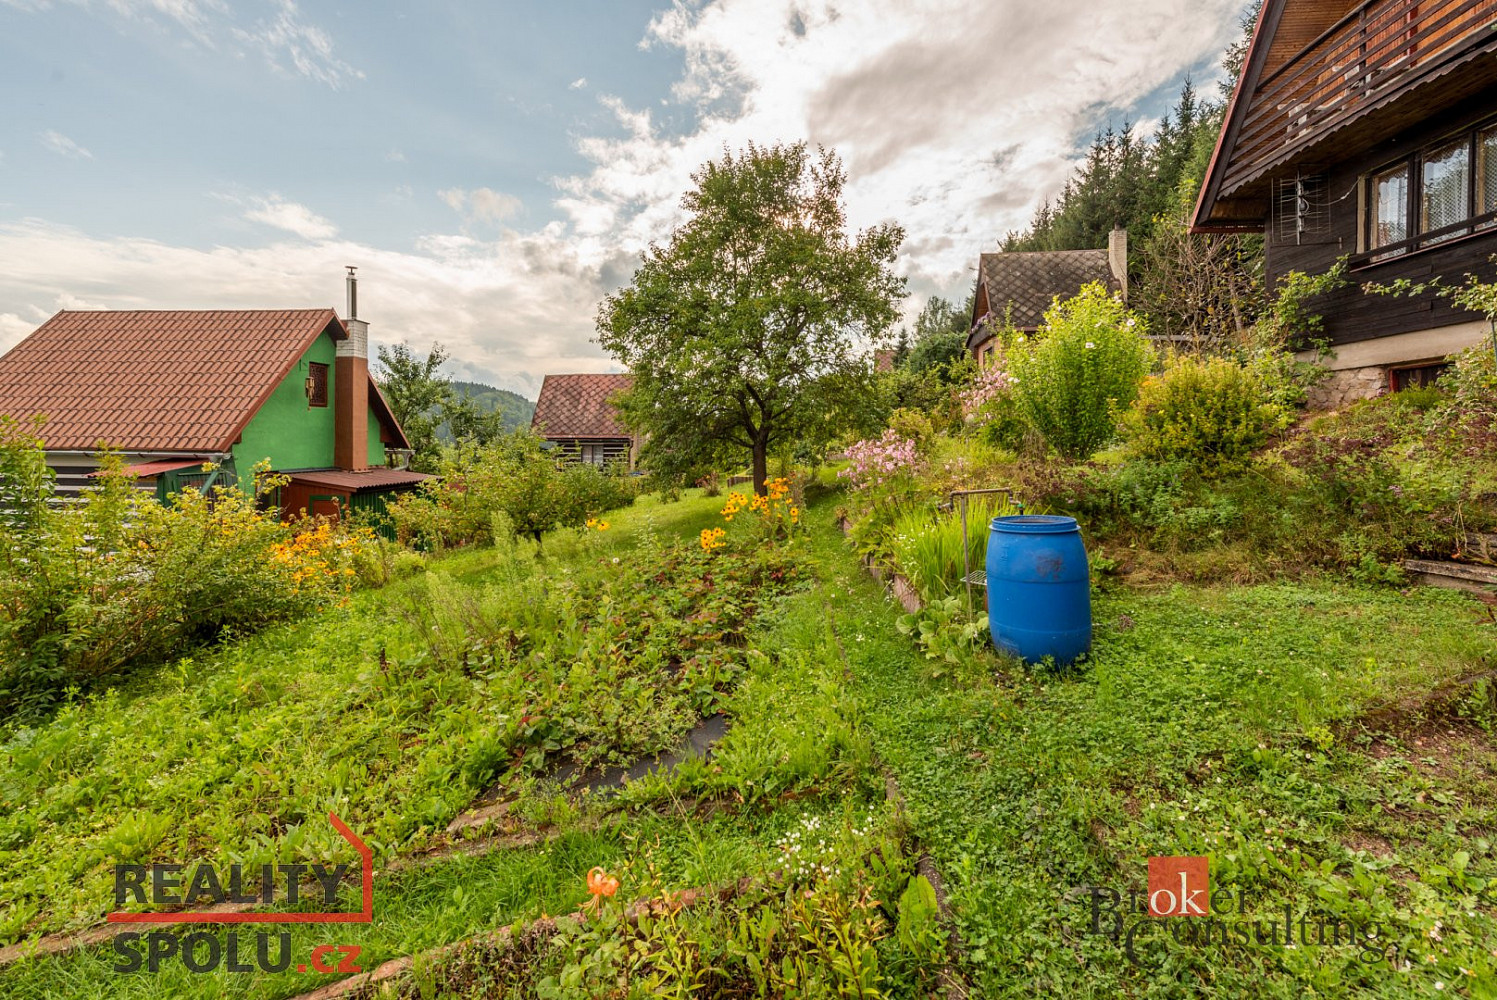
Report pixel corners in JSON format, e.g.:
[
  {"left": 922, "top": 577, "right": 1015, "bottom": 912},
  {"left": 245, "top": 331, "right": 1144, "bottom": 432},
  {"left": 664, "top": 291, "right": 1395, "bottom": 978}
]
[{"left": 1085, "top": 342, "right": 1096, "bottom": 349}]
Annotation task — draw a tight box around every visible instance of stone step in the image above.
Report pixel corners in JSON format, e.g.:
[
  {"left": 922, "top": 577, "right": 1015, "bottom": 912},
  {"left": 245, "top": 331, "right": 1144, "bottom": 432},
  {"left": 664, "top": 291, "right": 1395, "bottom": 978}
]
[{"left": 1404, "top": 558, "right": 1497, "bottom": 594}]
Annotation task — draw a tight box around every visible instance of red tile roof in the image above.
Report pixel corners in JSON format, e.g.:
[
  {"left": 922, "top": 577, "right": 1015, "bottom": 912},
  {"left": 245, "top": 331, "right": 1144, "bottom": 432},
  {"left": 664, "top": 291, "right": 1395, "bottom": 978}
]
[
  {"left": 285, "top": 469, "right": 431, "bottom": 491},
  {"left": 88, "top": 458, "right": 212, "bottom": 478},
  {"left": 531, "top": 373, "right": 633, "bottom": 440},
  {"left": 0, "top": 309, "right": 348, "bottom": 452}
]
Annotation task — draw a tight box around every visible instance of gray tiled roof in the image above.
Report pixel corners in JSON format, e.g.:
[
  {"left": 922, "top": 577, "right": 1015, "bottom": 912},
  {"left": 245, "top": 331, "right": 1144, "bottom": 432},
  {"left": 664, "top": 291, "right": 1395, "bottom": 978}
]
[{"left": 973, "top": 248, "right": 1120, "bottom": 335}]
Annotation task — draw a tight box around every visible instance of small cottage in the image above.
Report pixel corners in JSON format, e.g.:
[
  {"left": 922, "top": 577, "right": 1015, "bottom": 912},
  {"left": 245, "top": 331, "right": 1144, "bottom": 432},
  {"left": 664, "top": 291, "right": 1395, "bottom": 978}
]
[
  {"left": 966, "top": 229, "right": 1129, "bottom": 364},
  {"left": 530, "top": 373, "right": 637, "bottom": 467},
  {"left": 0, "top": 271, "right": 429, "bottom": 520}
]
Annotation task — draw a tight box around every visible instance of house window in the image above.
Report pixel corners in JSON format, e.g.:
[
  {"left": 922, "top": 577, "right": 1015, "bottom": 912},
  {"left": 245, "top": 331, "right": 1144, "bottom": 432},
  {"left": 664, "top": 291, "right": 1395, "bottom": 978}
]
[
  {"left": 1366, "top": 120, "right": 1497, "bottom": 257},
  {"left": 307, "top": 362, "right": 329, "bottom": 407},
  {"left": 1370, "top": 163, "right": 1409, "bottom": 255},
  {"left": 1389, "top": 362, "right": 1451, "bottom": 392},
  {"left": 1479, "top": 127, "right": 1497, "bottom": 225},
  {"left": 579, "top": 443, "right": 605, "bottom": 465},
  {"left": 1421, "top": 139, "right": 1470, "bottom": 241}
]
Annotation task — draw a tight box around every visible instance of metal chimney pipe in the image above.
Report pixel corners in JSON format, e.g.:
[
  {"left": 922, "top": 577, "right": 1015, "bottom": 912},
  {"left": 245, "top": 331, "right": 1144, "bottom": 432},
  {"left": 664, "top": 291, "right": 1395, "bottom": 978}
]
[{"left": 345, "top": 265, "right": 358, "bottom": 320}]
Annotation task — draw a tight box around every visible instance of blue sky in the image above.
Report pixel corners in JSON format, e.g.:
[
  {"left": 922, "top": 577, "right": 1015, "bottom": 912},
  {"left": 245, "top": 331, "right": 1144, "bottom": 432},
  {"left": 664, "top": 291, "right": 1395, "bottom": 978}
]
[{"left": 0, "top": 0, "right": 1246, "bottom": 396}]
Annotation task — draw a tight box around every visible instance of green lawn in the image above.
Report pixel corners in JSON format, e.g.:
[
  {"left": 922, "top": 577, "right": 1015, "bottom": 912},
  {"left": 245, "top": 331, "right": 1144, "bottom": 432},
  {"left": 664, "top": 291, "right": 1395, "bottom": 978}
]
[{"left": 2, "top": 489, "right": 1494, "bottom": 997}]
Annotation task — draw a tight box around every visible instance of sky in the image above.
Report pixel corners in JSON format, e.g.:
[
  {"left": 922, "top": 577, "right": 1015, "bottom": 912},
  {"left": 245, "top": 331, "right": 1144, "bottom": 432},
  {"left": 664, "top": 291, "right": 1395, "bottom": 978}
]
[{"left": 0, "top": 0, "right": 1247, "bottom": 397}]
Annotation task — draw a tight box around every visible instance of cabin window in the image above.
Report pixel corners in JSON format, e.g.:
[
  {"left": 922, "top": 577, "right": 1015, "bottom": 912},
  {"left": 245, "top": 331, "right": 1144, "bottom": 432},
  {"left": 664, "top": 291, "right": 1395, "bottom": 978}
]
[
  {"left": 1389, "top": 362, "right": 1451, "bottom": 392},
  {"left": 1421, "top": 139, "right": 1470, "bottom": 242},
  {"left": 1365, "top": 120, "right": 1497, "bottom": 258},
  {"left": 578, "top": 443, "right": 606, "bottom": 465},
  {"left": 1479, "top": 127, "right": 1497, "bottom": 224},
  {"left": 1369, "top": 164, "right": 1409, "bottom": 255},
  {"left": 307, "top": 362, "right": 329, "bottom": 407}
]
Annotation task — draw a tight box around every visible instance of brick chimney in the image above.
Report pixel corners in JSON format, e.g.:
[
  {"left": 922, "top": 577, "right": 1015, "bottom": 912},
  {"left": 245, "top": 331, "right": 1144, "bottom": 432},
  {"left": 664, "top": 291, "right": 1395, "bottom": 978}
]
[
  {"left": 334, "top": 266, "right": 369, "bottom": 471},
  {"left": 1108, "top": 227, "right": 1129, "bottom": 304}
]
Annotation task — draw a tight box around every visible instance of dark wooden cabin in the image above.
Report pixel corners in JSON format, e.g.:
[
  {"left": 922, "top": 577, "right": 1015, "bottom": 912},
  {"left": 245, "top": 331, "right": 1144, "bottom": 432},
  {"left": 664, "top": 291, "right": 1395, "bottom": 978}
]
[
  {"left": 530, "top": 373, "right": 637, "bottom": 468},
  {"left": 1194, "top": 0, "right": 1497, "bottom": 406}
]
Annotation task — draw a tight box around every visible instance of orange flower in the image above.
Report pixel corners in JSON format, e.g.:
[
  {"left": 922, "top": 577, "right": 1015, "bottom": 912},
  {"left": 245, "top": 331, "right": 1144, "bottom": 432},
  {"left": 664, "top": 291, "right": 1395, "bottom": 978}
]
[{"left": 584, "top": 867, "right": 619, "bottom": 911}]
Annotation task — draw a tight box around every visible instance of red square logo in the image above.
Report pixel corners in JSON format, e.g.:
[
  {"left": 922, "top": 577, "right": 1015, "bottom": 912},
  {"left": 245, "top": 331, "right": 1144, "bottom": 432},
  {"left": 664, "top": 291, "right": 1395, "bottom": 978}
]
[{"left": 1148, "top": 856, "right": 1209, "bottom": 917}]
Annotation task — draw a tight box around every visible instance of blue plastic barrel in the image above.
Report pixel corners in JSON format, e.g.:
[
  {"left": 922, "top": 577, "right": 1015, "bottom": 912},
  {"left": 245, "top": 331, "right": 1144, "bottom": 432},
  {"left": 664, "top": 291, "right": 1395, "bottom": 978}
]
[{"left": 986, "top": 515, "right": 1091, "bottom": 664}]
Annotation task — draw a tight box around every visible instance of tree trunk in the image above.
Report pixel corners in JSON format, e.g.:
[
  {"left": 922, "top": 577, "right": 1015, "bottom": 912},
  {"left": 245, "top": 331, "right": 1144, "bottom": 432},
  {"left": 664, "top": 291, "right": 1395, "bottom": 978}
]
[{"left": 751, "top": 437, "right": 769, "bottom": 496}]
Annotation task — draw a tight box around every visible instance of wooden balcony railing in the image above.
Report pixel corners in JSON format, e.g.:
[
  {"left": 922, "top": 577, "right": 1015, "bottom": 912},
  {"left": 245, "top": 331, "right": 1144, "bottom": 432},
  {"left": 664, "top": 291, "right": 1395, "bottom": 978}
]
[{"left": 1225, "top": 0, "right": 1497, "bottom": 193}]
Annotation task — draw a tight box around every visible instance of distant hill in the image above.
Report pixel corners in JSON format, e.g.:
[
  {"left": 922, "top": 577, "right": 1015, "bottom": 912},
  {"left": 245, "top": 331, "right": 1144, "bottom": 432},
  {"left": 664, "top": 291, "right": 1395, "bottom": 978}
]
[{"left": 432, "top": 381, "right": 535, "bottom": 443}]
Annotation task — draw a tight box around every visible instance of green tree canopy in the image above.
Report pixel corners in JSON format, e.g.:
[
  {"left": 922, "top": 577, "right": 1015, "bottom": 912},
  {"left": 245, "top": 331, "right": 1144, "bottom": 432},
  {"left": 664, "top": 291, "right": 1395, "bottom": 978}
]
[
  {"left": 374, "top": 341, "right": 453, "bottom": 470},
  {"left": 901, "top": 293, "right": 973, "bottom": 377},
  {"left": 597, "top": 142, "right": 906, "bottom": 494}
]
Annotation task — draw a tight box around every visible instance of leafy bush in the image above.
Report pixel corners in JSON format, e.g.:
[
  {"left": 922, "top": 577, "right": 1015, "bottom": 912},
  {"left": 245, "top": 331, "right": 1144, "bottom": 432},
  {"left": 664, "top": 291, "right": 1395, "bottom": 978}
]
[
  {"left": 1123, "top": 353, "right": 1293, "bottom": 474},
  {"left": 1431, "top": 343, "right": 1497, "bottom": 453},
  {"left": 1009, "top": 283, "right": 1152, "bottom": 458},
  {"left": 1278, "top": 413, "right": 1470, "bottom": 566},
  {"left": 0, "top": 425, "right": 365, "bottom": 718},
  {"left": 399, "top": 530, "right": 799, "bottom": 776},
  {"left": 839, "top": 429, "right": 921, "bottom": 491},
  {"left": 1253, "top": 258, "right": 1348, "bottom": 351},
  {"left": 387, "top": 432, "right": 638, "bottom": 550},
  {"left": 896, "top": 597, "right": 989, "bottom": 672}
]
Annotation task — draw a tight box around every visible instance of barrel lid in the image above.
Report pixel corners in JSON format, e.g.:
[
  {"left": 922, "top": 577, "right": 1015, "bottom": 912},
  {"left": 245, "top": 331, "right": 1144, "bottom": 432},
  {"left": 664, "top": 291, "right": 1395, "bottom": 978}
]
[{"left": 989, "top": 514, "right": 1079, "bottom": 534}]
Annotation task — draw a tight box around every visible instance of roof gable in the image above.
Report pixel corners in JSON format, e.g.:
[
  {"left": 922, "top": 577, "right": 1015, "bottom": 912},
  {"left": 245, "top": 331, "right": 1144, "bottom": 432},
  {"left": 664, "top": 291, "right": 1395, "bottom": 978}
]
[
  {"left": 1193, "top": 0, "right": 1497, "bottom": 231},
  {"left": 972, "top": 249, "right": 1119, "bottom": 333},
  {"left": 0, "top": 309, "right": 347, "bottom": 452},
  {"left": 531, "top": 374, "right": 633, "bottom": 440}
]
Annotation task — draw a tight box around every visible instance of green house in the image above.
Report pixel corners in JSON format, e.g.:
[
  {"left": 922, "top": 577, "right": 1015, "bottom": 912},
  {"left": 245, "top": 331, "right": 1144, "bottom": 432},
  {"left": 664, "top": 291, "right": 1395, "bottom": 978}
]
[{"left": 0, "top": 285, "right": 429, "bottom": 522}]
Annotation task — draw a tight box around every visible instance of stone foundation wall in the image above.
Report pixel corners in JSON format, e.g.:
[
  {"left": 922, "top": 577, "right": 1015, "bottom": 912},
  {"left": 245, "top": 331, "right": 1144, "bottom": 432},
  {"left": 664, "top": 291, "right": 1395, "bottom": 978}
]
[{"left": 1307, "top": 365, "right": 1388, "bottom": 410}]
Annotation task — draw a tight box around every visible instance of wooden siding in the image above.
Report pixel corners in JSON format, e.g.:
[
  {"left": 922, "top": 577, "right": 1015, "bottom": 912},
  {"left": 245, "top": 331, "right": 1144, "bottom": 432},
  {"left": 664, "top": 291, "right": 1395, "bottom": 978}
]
[
  {"left": 1265, "top": 88, "right": 1497, "bottom": 347},
  {"left": 550, "top": 437, "right": 632, "bottom": 467},
  {"left": 1227, "top": 0, "right": 1497, "bottom": 199}
]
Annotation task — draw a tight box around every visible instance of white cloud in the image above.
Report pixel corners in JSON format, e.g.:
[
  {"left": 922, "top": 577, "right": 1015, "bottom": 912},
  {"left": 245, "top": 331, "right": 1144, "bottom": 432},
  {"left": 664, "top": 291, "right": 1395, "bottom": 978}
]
[
  {"left": 0, "top": 219, "right": 618, "bottom": 395},
  {"left": 7, "top": 0, "right": 359, "bottom": 88},
  {"left": 39, "top": 130, "right": 93, "bottom": 160},
  {"left": 385, "top": 148, "right": 407, "bottom": 163},
  {"left": 559, "top": 0, "right": 1241, "bottom": 300},
  {"left": 0, "top": 1, "right": 1244, "bottom": 387},
  {"left": 438, "top": 187, "right": 524, "bottom": 226},
  {"left": 241, "top": 195, "right": 338, "bottom": 240},
  {"left": 569, "top": 77, "right": 588, "bottom": 89},
  {"left": 231, "top": 0, "right": 363, "bottom": 88}
]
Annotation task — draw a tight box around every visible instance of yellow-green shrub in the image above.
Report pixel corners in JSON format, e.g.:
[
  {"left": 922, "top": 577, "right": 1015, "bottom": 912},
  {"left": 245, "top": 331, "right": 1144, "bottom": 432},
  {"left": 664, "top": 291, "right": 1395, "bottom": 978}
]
[
  {"left": 0, "top": 422, "right": 367, "bottom": 718},
  {"left": 1123, "top": 354, "right": 1293, "bottom": 474},
  {"left": 1009, "top": 283, "right": 1152, "bottom": 459}
]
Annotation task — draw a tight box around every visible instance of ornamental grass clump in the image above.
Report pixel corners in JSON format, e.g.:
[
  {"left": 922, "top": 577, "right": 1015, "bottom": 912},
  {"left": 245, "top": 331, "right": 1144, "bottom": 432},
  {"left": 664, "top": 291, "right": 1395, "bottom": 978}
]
[{"left": 1009, "top": 283, "right": 1152, "bottom": 459}]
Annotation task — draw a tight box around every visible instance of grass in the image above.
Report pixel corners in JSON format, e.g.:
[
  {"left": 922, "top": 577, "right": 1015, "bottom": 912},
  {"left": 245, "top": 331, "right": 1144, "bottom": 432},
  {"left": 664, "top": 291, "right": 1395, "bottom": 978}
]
[
  {"left": 0, "top": 489, "right": 928, "bottom": 997},
  {"left": 3, "top": 485, "right": 1495, "bottom": 997},
  {"left": 822, "top": 551, "right": 1497, "bottom": 996},
  {"left": 0, "top": 491, "right": 782, "bottom": 939}
]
